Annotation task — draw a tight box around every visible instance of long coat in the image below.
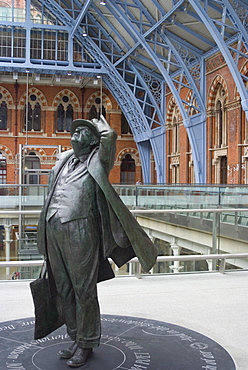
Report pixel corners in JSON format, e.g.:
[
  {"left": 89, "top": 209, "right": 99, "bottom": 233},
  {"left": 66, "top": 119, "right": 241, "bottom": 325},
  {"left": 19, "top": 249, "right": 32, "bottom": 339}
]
[{"left": 37, "top": 117, "right": 157, "bottom": 282}]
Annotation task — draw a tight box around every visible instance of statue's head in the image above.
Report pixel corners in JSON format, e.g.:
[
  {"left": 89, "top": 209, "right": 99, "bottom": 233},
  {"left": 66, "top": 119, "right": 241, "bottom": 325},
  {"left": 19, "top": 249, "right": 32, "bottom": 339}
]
[
  {"left": 70, "top": 119, "right": 100, "bottom": 157},
  {"left": 70, "top": 119, "right": 99, "bottom": 139}
]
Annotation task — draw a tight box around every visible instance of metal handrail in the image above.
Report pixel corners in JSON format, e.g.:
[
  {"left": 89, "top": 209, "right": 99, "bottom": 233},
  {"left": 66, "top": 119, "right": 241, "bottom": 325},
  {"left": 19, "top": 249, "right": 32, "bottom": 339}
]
[
  {"left": 1, "top": 253, "right": 248, "bottom": 275},
  {"left": 0, "top": 208, "right": 248, "bottom": 215},
  {"left": 131, "top": 208, "right": 248, "bottom": 213}
]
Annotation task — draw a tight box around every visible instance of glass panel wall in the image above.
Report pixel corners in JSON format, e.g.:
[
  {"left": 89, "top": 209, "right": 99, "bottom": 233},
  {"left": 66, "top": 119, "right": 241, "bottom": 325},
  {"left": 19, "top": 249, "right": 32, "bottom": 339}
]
[{"left": 0, "top": 185, "right": 248, "bottom": 279}]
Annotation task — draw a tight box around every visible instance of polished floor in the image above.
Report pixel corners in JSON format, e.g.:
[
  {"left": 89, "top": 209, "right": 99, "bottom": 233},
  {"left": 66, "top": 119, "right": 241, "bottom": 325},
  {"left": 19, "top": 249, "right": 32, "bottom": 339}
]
[{"left": 1, "top": 271, "right": 247, "bottom": 370}]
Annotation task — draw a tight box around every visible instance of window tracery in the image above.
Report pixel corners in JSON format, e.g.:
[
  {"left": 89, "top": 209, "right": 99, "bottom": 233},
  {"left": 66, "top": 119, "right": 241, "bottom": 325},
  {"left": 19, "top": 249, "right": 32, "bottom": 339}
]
[
  {"left": 0, "top": 151, "right": 6, "bottom": 184},
  {"left": 214, "top": 85, "right": 227, "bottom": 148},
  {"left": 120, "top": 154, "right": 135, "bottom": 184},
  {"left": 53, "top": 90, "right": 79, "bottom": 133}
]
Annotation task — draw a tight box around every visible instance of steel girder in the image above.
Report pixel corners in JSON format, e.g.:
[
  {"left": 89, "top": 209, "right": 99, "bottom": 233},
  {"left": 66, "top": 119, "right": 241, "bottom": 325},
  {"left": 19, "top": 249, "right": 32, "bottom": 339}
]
[
  {"left": 104, "top": 0, "right": 207, "bottom": 183},
  {"left": 190, "top": 0, "right": 248, "bottom": 119},
  {"left": 0, "top": 0, "right": 247, "bottom": 183}
]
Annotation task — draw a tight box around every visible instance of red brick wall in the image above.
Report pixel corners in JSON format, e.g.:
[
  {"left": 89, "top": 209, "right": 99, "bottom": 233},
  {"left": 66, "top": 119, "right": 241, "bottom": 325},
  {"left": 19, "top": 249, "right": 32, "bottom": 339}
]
[{"left": 0, "top": 83, "right": 138, "bottom": 184}]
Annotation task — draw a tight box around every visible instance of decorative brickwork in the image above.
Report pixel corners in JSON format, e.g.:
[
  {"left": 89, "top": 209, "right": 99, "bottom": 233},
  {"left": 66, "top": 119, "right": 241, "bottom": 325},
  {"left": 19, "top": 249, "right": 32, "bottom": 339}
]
[
  {"left": 207, "top": 75, "right": 228, "bottom": 110},
  {"left": 0, "top": 86, "right": 13, "bottom": 107},
  {"left": 0, "top": 145, "right": 13, "bottom": 161},
  {"left": 52, "top": 89, "right": 80, "bottom": 110},
  {"left": 19, "top": 87, "right": 47, "bottom": 108},
  {"left": 116, "top": 147, "right": 140, "bottom": 165},
  {"left": 85, "top": 92, "right": 112, "bottom": 111}
]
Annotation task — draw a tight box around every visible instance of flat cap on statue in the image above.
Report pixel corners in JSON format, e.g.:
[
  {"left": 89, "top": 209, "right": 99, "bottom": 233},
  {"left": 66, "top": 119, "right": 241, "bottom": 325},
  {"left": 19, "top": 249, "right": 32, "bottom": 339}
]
[{"left": 70, "top": 119, "right": 100, "bottom": 138}]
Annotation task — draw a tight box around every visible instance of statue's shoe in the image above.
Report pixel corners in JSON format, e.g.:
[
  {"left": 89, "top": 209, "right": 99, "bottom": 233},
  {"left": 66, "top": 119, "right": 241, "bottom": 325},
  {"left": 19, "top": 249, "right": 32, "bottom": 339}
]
[
  {"left": 58, "top": 341, "right": 78, "bottom": 359},
  {"left": 67, "top": 347, "right": 93, "bottom": 368}
]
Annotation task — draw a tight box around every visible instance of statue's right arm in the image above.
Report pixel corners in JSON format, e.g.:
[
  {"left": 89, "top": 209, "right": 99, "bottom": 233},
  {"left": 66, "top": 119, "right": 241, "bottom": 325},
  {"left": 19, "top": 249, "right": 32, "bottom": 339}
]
[{"left": 93, "top": 115, "right": 117, "bottom": 174}]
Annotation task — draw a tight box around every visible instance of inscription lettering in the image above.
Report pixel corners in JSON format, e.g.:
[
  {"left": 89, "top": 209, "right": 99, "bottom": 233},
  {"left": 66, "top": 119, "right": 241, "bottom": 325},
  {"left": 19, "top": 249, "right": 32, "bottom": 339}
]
[
  {"left": 6, "top": 363, "right": 26, "bottom": 369},
  {"left": 190, "top": 342, "right": 209, "bottom": 350},
  {"left": 2, "top": 317, "right": 229, "bottom": 369},
  {"left": 200, "top": 351, "right": 215, "bottom": 359},
  {"left": 134, "top": 352, "right": 151, "bottom": 366},
  {"left": 123, "top": 340, "right": 143, "bottom": 350},
  {"left": 21, "top": 321, "right": 35, "bottom": 327},
  {"left": 7, "top": 343, "right": 33, "bottom": 359},
  {"left": 201, "top": 359, "right": 217, "bottom": 365},
  {"left": 200, "top": 350, "right": 217, "bottom": 368},
  {"left": 30, "top": 333, "right": 69, "bottom": 345},
  {"left": 0, "top": 325, "right": 15, "bottom": 331}
]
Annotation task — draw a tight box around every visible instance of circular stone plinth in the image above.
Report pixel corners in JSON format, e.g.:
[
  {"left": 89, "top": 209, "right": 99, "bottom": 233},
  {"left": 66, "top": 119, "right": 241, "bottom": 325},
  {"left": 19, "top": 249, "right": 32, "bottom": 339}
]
[{"left": 0, "top": 315, "right": 235, "bottom": 370}]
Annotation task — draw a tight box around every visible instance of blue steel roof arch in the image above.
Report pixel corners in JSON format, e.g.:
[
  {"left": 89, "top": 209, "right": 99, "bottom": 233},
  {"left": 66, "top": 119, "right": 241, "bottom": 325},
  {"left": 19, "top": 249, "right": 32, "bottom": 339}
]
[
  {"left": 1, "top": 0, "right": 247, "bottom": 183},
  {"left": 84, "top": 1, "right": 170, "bottom": 182},
  {"left": 131, "top": 64, "right": 165, "bottom": 119},
  {"left": 81, "top": 4, "right": 165, "bottom": 135},
  {"left": 109, "top": 58, "right": 164, "bottom": 129},
  {"left": 29, "top": 0, "right": 206, "bottom": 182},
  {"left": 103, "top": 0, "right": 206, "bottom": 182},
  {"left": 73, "top": 32, "right": 165, "bottom": 182},
  {"left": 207, "top": 0, "right": 248, "bottom": 51},
  {"left": 70, "top": 0, "right": 91, "bottom": 37},
  {"left": 34, "top": 0, "right": 151, "bottom": 135},
  {"left": 105, "top": 0, "right": 188, "bottom": 117},
  {"left": 81, "top": 37, "right": 163, "bottom": 183},
  {"left": 189, "top": 0, "right": 248, "bottom": 118},
  {"left": 160, "top": 32, "right": 205, "bottom": 112},
  {"left": 89, "top": 5, "right": 128, "bottom": 57},
  {"left": 166, "top": 12, "right": 216, "bottom": 48},
  {"left": 8, "top": 0, "right": 165, "bottom": 182}
]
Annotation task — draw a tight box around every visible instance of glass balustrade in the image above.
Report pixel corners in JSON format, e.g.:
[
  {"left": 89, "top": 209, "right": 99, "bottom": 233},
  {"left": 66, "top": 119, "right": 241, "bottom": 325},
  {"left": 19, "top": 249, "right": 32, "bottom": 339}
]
[{"left": 0, "top": 184, "right": 248, "bottom": 280}]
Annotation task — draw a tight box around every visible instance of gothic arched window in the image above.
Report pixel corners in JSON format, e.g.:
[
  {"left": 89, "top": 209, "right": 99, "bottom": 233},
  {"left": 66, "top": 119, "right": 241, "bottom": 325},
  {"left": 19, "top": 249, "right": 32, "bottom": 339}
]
[
  {"left": 214, "top": 86, "right": 226, "bottom": 148},
  {"left": 33, "top": 102, "right": 41, "bottom": 131},
  {"left": 216, "top": 100, "right": 223, "bottom": 147},
  {"left": 172, "top": 116, "right": 179, "bottom": 154},
  {"left": 120, "top": 154, "right": 135, "bottom": 184},
  {"left": 88, "top": 97, "right": 106, "bottom": 121},
  {"left": 56, "top": 97, "right": 74, "bottom": 132},
  {"left": 0, "top": 101, "right": 7, "bottom": 130},
  {"left": 89, "top": 105, "right": 98, "bottom": 120},
  {"left": 24, "top": 94, "right": 41, "bottom": 131}
]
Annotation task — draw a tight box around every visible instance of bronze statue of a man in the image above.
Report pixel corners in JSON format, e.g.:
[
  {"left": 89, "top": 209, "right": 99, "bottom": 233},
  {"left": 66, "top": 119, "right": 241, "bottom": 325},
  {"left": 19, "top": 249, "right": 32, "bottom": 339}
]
[{"left": 36, "top": 116, "right": 157, "bottom": 368}]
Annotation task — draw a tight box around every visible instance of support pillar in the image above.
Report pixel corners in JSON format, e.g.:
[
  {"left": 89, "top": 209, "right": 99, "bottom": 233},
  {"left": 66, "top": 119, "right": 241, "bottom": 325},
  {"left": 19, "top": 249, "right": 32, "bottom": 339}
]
[
  {"left": 169, "top": 239, "right": 183, "bottom": 273},
  {"left": 206, "top": 259, "right": 213, "bottom": 271}
]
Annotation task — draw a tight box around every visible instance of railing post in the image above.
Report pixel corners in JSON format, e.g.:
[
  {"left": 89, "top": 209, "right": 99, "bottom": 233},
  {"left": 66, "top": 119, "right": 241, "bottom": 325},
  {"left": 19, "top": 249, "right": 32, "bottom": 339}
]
[
  {"left": 212, "top": 211, "right": 220, "bottom": 270},
  {"left": 219, "top": 258, "right": 226, "bottom": 274},
  {"left": 3, "top": 219, "right": 12, "bottom": 277},
  {"left": 135, "top": 186, "right": 138, "bottom": 207},
  {"left": 135, "top": 263, "right": 142, "bottom": 279}
]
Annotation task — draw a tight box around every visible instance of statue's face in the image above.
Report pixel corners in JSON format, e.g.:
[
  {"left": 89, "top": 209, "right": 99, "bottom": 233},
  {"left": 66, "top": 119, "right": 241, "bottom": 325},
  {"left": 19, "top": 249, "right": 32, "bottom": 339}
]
[{"left": 71, "top": 126, "right": 98, "bottom": 156}]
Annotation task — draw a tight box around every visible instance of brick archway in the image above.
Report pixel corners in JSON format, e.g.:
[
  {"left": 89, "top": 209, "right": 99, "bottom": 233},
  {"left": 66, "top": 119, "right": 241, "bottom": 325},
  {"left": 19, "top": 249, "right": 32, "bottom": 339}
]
[
  {"left": 0, "top": 86, "right": 13, "bottom": 107},
  {"left": 86, "top": 92, "right": 112, "bottom": 111},
  {"left": 19, "top": 87, "right": 47, "bottom": 108},
  {"left": 116, "top": 147, "right": 140, "bottom": 165},
  {"left": 0, "top": 145, "right": 14, "bottom": 161},
  {"left": 207, "top": 75, "right": 228, "bottom": 110},
  {"left": 166, "top": 97, "right": 180, "bottom": 124},
  {"left": 52, "top": 89, "right": 80, "bottom": 109}
]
